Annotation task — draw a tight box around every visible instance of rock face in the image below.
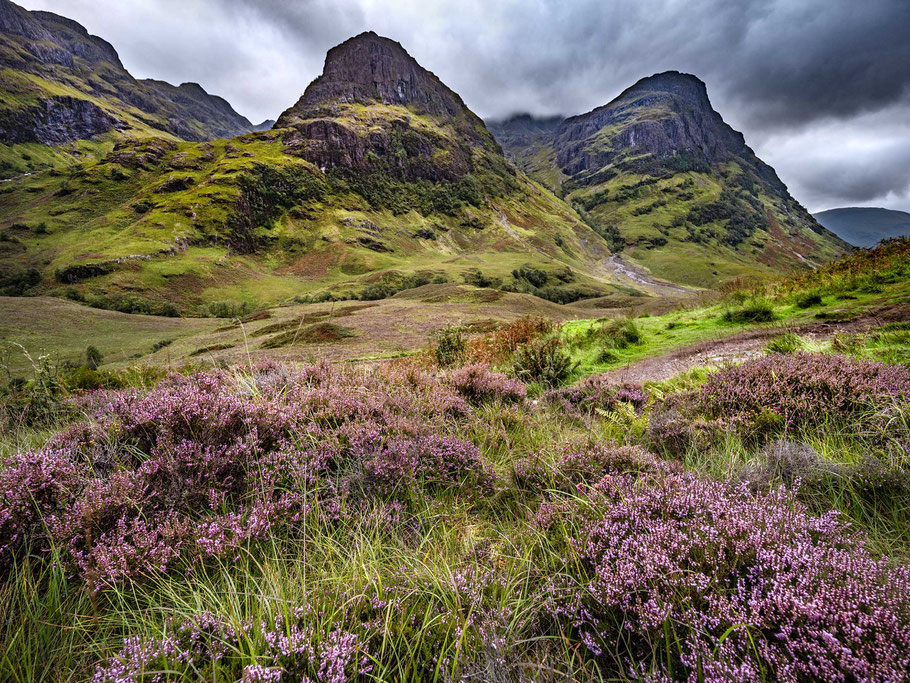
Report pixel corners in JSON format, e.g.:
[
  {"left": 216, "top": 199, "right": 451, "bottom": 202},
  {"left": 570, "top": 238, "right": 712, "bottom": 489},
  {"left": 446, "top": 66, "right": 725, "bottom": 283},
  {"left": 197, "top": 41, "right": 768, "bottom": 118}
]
[
  {"left": 277, "top": 32, "right": 478, "bottom": 126},
  {"left": 0, "top": 96, "right": 124, "bottom": 144},
  {"left": 486, "top": 114, "right": 561, "bottom": 152},
  {"left": 275, "top": 32, "right": 504, "bottom": 181},
  {"left": 0, "top": 0, "right": 254, "bottom": 145},
  {"left": 554, "top": 72, "right": 771, "bottom": 183}
]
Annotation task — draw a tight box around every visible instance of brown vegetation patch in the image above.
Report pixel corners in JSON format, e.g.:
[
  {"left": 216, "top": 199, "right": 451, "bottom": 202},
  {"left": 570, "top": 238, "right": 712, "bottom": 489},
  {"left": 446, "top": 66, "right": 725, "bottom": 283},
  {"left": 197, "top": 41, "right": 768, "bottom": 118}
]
[
  {"left": 277, "top": 249, "right": 339, "bottom": 278},
  {"left": 189, "top": 342, "right": 234, "bottom": 357},
  {"left": 260, "top": 322, "right": 356, "bottom": 349}
]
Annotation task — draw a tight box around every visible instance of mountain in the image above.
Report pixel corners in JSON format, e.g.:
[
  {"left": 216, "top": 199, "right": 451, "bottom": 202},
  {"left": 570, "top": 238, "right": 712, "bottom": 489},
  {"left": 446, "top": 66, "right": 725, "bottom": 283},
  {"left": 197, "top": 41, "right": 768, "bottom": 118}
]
[
  {"left": 489, "top": 72, "right": 848, "bottom": 287},
  {"left": 0, "top": 0, "right": 254, "bottom": 177},
  {"left": 813, "top": 207, "right": 910, "bottom": 247},
  {"left": 273, "top": 31, "right": 503, "bottom": 179},
  {"left": 0, "top": 31, "right": 633, "bottom": 313},
  {"left": 252, "top": 119, "right": 275, "bottom": 132}
]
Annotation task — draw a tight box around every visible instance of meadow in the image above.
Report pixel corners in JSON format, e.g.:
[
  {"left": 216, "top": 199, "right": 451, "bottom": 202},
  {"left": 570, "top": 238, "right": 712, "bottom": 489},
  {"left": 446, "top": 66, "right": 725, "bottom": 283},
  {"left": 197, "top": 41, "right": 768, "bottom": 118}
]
[{"left": 2, "top": 241, "right": 910, "bottom": 681}]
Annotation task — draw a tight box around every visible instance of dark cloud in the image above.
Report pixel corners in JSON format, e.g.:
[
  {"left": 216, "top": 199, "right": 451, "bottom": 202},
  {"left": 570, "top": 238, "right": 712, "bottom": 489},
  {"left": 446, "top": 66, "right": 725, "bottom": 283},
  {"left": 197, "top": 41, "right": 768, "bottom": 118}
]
[{"left": 15, "top": 0, "right": 910, "bottom": 211}]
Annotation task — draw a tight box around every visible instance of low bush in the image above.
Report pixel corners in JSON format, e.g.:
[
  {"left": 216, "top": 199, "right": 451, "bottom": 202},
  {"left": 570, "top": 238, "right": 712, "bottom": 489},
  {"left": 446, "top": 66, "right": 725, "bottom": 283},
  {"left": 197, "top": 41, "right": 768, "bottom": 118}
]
[
  {"left": 449, "top": 364, "right": 526, "bottom": 404},
  {"left": 701, "top": 352, "right": 910, "bottom": 431},
  {"left": 542, "top": 469, "right": 910, "bottom": 681},
  {"left": 764, "top": 331, "right": 805, "bottom": 354},
  {"left": 545, "top": 376, "right": 647, "bottom": 416},
  {"left": 722, "top": 296, "right": 776, "bottom": 323},
  {"left": 795, "top": 290, "right": 824, "bottom": 308},
  {"left": 509, "top": 336, "right": 574, "bottom": 388},
  {"left": 433, "top": 325, "right": 467, "bottom": 367}
]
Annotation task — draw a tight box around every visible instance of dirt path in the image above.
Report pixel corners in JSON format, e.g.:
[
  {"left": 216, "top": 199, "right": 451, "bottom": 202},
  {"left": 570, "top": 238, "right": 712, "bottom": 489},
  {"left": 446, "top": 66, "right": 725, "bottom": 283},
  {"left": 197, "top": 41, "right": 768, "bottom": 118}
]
[
  {"left": 597, "top": 312, "right": 900, "bottom": 384},
  {"left": 604, "top": 254, "right": 697, "bottom": 296}
]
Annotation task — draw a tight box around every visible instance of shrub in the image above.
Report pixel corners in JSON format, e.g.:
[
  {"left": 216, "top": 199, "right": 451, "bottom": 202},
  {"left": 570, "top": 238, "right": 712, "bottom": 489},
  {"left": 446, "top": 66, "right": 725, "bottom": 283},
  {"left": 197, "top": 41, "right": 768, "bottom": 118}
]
[
  {"left": 795, "top": 290, "right": 824, "bottom": 308},
  {"left": 510, "top": 336, "right": 574, "bottom": 388},
  {"left": 159, "top": 302, "right": 180, "bottom": 317},
  {"left": 764, "top": 331, "right": 804, "bottom": 354},
  {"left": 206, "top": 300, "right": 253, "bottom": 318},
  {"left": 467, "top": 315, "right": 554, "bottom": 364},
  {"left": 700, "top": 352, "right": 910, "bottom": 430},
  {"left": 546, "top": 376, "right": 647, "bottom": 416},
  {"left": 449, "top": 364, "right": 526, "bottom": 404},
  {"left": 85, "top": 345, "right": 103, "bottom": 370},
  {"left": 433, "top": 325, "right": 467, "bottom": 367},
  {"left": 722, "top": 296, "right": 775, "bottom": 323},
  {"left": 544, "top": 470, "right": 910, "bottom": 681},
  {"left": 599, "top": 318, "right": 642, "bottom": 349},
  {"left": 94, "top": 611, "right": 370, "bottom": 682},
  {"left": 65, "top": 366, "right": 104, "bottom": 391}
]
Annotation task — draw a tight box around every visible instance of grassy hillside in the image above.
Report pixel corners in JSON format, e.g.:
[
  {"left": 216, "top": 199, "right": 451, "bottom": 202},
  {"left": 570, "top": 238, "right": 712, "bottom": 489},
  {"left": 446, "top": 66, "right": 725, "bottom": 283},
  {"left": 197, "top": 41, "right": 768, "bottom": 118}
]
[
  {"left": 0, "top": 0, "right": 255, "bottom": 179},
  {"left": 0, "top": 129, "right": 641, "bottom": 313}
]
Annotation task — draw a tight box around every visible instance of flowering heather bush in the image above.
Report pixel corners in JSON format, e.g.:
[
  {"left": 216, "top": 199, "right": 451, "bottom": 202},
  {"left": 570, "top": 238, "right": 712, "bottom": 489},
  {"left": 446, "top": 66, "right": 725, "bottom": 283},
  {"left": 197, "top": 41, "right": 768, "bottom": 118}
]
[
  {"left": 449, "top": 364, "right": 527, "bottom": 404},
  {"left": 0, "top": 446, "right": 85, "bottom": 565},
  {"left": 545, "top": 375, "right": 648, "bottom": 416},
  {"left": 0, "top": 363, "right": 492, "bottom": 589},
  {"left": 545, "top": 470, "right": 910, "bottom": 681},
  {"left": 94, "top": 609, "right": 370, "bottom": 682},
  {"left": 514, "top": 441, "right": 678, "bottom": 493},
  {"left": 701, "top": 352, "right": 910, "bottom": 431}
]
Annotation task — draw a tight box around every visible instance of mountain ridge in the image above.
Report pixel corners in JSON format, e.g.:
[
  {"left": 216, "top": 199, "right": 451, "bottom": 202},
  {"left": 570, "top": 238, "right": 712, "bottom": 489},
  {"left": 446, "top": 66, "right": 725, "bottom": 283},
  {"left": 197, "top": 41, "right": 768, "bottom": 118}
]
[
  {"left": 488, "top": 71, "right": 847, "bottom": 286},
  {"left": 0, "top": 0, "right": 254, "bottom": 169},
  {"left": 813, "top": 207, "right": 910, "bottom": 247}
]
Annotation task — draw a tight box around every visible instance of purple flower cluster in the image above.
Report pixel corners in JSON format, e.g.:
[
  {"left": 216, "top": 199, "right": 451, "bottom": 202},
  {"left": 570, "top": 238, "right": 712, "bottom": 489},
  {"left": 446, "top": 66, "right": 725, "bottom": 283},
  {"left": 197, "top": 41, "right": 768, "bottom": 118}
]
[
  {"left": 514, "top": 441, "right": 678, "bottom": 493},
  {"left": 94, "top": 609, "right": 371, "bottom": 682},
  {"left": 701, "top": 352, "right": 910, "bottom": 430},
  {"left": 448, "top": 364, "right": 527, "bottom": 404},
  {"left": 0, "top": 363, "right": 492, "bottom": 589},
  {"left": 545, "top": 467, "right": 910, "bottom": 681},
  {"left": 545, "top": 376, "right": 648, "bottom": 416}
]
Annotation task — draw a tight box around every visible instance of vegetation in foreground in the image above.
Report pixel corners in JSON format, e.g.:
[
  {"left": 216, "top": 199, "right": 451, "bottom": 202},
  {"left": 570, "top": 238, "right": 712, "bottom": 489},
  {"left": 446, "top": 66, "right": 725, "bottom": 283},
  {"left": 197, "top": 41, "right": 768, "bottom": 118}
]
[{"left": 3, "top": 296, "right": 910, "bottom": 681}]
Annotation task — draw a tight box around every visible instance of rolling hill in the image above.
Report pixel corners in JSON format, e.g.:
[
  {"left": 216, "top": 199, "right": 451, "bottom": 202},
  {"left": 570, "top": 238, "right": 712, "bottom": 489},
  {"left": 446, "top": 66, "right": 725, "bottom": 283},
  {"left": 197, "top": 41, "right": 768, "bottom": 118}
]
[{"left": 813, "top": 207, "right": 910, "bottom": 247}]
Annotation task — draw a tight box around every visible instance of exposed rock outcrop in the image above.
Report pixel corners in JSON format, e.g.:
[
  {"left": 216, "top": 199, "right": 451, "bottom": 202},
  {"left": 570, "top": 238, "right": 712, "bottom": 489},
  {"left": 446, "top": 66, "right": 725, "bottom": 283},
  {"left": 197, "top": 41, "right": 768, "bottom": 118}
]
[
  {"left": 0, "top": 96, "right": 123, "bottom": 144},
  {"left": 275, "top": 31, "right": 503, "bottom": 181}
]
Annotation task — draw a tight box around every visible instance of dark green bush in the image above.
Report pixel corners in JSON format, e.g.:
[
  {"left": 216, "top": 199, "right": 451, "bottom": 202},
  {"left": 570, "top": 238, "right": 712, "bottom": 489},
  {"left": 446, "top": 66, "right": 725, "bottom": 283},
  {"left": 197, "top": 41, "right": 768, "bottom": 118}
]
[
  {"left": 85, "top": 346, "right": 103, "bottom": 370},
  {"left": 510, "top": 336, "right": 575, "bottom": 388},
  {"left": 795, "top": 291, "right": 824, "bottom": 308},
  {"left": 722, "top": 297, "right": 776, "bottom": 324},
  {"left": 433, "top": 326, "right": 467, "bottom": 367}
]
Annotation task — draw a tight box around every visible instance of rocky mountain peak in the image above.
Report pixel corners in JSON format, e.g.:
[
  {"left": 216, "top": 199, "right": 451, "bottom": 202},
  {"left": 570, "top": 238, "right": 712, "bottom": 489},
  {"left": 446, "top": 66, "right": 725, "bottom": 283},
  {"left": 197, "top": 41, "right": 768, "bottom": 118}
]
[
  {"left": 276, "top": 31, "right": 473, "bottom": 125},
  {"left": 617, "top": 71, "right": 710, "bottom": 106}
]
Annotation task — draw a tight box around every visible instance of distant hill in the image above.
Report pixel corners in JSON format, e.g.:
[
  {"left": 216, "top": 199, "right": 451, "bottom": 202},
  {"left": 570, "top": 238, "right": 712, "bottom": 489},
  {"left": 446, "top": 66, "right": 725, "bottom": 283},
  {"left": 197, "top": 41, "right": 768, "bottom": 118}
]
[{"left": 812, "top": 207, "right": 910, "bottom": 247}]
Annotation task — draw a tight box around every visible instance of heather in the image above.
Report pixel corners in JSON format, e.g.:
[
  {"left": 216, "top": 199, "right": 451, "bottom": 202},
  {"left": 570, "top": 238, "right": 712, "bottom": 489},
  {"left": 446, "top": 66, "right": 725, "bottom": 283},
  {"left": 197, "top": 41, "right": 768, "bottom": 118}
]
[
  {"left": 2, "top": 351, "right": 910, "bottom": 680},
  {"left": 700, "top": 351, "right": 910, "bottom": 430}
]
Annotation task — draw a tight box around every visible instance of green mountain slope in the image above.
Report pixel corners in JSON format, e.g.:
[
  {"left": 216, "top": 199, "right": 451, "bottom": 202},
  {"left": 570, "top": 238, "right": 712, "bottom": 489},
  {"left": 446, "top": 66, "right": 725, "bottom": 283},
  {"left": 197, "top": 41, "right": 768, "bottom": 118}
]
[
  {"left": 0, "top": 0, "right": 255, "bottom": 178},
  {"left": 813, "top": 207, "right": 910, "bottom": 247},
  {"left": 1, "top": 32, "right": 642, "bottom": 314},
  {"left": 489, "top": 72, "right": 849, "bottom": 287}
]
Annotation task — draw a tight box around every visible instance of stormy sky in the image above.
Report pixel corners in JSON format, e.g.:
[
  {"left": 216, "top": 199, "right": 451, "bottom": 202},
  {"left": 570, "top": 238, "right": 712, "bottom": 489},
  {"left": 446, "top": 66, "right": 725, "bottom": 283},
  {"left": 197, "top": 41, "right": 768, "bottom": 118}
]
[{"left": 18, "top": 0, "right": 910, "bottom": 213}]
